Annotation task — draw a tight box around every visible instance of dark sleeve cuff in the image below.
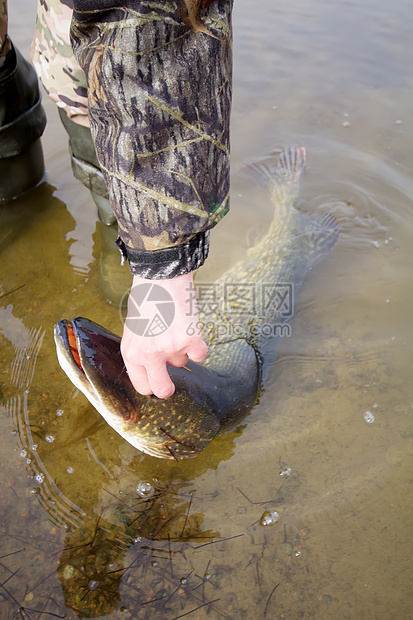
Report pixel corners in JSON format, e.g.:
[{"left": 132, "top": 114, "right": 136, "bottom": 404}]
[{"left": 115, "top": 231, "right": 210, "bottom": 279}]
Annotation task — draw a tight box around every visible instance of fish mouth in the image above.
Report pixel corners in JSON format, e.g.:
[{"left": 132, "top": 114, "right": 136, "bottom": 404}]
[
  {"left": 54, "top": 318, "right": 127, "bottom": 399},
  {"left": 54, "top": 319, "right": 90, "bottom": 392},
  {"left": 54, "top": 318, "right": 221, "bottom": 460},
  {"left": 54, "top": 318, "right": 129, "bottom": 426}
]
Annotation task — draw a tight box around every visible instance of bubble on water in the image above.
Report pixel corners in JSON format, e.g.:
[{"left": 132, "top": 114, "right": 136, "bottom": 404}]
[
  {"left": 136, "top": 482, "right": 155, "bottom": 499},
  {"left": 343, "top": 112, "right": 349, "bottom": 117},
  {"left": 386, "top": 299, "right": 390, "bottom": 303},
  {"left": 20, "top": 449, "right": 27, "bottom": 458},
  {"left": 294, "top": 549, "right": 302, "bottom": 557},
  {"left": 66, "top": 467, "right": 74, "bottom": 474},
  {"left": 364, "top": 411, "right": 375, "bottom": 424},
  {"left": 88, "top": 580, "right": 99, "bottom": 590},
  {"left": 108, "top": 562, "right": 118, "bottom": 570},
  {"left": 373, "top": 403, "right": 378, "bottom": 408},
  {"left": 26, "top": 458, "right": 31, "bottom": 465},
  {"left": 260, "top": 510, "right": 280, "bottom": 526},
  {"left": 279, "top": 467, "right": 292, "bottom": 478},
  {"left": 32, "top": 444, "right": 38, "bottom": 451},
  {"left": 272, "top": 105, "right": 278, "bottom": 110},
  {"left": 372, "top": 240, "right": 380, "bottom": 248},
  {"left": 395, "top": 119, "right": 402, "bottom": 124},
  {"left": 133, "top": 536, "right": 142, "bottom": 543},
  {"left": 35, "top": 473, "right": 45, "bottom": 483},
  {"left": 342, "top": 121, "right": 350, "bottom": 127},
  {"left": 151, "top": 560, "right": 158, "bottom": 567},
  {"left": 56, "top": 409, "right": 64, "bottom": 417},
  {"left": 180, "top": 577, "right": 188, "bottom": 585},
  {"left": 45, "top": 435, "right": 55, "bottom": 443}
]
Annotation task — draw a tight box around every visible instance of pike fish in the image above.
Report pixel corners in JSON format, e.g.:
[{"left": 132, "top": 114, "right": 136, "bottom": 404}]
[{"left": 54, "top": 147, "right": 339, "bottom": 460}]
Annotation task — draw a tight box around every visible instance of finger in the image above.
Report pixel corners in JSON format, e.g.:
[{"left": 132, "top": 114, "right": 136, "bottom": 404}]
[
  {"left": 187, "top": 340, "right": 208, "bottom": 363},
  {"left": 126, "top": 364, "right": 153, "bottom": 396},
  {"left": 146, "top": 362, "right": 176, "bottom": 399},
  {"left": 167, "top": 352, "right": 189, "bottom": 368}
]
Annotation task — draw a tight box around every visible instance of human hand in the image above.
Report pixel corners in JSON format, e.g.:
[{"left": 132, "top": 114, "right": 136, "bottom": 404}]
[{"left": 121, "top": 272, "right": 207, "bottom": 399}]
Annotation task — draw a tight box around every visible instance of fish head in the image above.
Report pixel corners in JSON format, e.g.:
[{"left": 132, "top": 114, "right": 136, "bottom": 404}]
[{"left": 54, "top": 318, "right": 220, "bottom": 460}]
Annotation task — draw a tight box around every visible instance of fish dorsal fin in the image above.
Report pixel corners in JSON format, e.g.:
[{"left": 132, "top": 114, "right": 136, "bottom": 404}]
[{"left": 245, "top": 147, "right": 306, "bottom": 206}]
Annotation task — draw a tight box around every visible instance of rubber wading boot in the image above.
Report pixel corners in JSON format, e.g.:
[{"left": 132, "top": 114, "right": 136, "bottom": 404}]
[
  {"left": 58, "top": 108, "right": 116, "bottom": 226},
  {"left": 0, "top": 40, "right": 47, "bottom": 202}
]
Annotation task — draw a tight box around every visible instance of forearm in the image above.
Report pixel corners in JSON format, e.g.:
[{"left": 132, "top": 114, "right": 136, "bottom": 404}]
[{"left": 70, "top": 0, "right": 233, "bottom": 278}]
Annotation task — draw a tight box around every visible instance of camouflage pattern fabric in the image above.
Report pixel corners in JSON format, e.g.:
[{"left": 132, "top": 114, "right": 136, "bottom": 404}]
[
  {"left": 31, "top": 0, "right": 89, "bottom": 125},
  {"left": 0, "top": 0, "right": 12, "bottom": 61},
  {"left": 0, "top": 0, "right": 7, "bottom": 49},
  {"left": 30, "top": 0, "right": 232, "bottom": 278},
  {"left": 71, "top": 0, "right": 233, "bottom": 278}
]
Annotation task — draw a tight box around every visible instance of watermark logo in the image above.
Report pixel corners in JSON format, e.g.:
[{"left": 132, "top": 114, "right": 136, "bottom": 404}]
[
  {"left": 124, "top": 283, "right": 175, "bottom": 337},
  {"left": 187, "top": 282, "right": 293, "bottom": 318},
  {"left": 121, "top": 282, "right": 294, "bottom": 338},
  {"left": 186, "top": 320, "right": 292, "bottom": 339}
]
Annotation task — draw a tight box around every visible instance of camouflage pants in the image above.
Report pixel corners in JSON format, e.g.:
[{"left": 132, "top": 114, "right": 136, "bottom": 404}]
[
  {"left": 0, "top": 1, "right": 84, "bottom": 118},
  {"left": 0, "top": 0, "right": 7, "bottom": 48},
  {"left": 31, "top": 0, "right": 89, "bottom": 126},
  {"left": 0, "top": 0, "right": 11, "bottom": 60},
  {"left": 4, "top": 0, "right": 233, "bottom": 279}
]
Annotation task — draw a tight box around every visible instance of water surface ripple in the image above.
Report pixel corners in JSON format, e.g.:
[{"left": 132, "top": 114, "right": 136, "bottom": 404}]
[{"left": 0, "top": 0, "right": 412, "bottom": 618}]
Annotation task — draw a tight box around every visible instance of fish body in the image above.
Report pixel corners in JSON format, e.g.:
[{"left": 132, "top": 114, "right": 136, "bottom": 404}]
[{"left": 54, "top": 147, "right": 339, "bottom": 459}]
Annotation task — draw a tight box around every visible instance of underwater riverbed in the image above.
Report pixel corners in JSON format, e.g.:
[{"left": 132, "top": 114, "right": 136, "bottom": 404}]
[{"left": 1, "top": 0, "right": 412, "bottom": 618}]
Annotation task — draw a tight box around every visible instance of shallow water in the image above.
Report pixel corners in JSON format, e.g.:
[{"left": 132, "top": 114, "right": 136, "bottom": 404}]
[{"left": 1, "top": 1, "right": 412, "bottom": 618}]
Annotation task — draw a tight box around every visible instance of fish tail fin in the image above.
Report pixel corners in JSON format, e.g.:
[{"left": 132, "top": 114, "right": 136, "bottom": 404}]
[
  {"left": 301, "top": 210, "right": 340, "bottom": 270},
  {"left": 245, "top": 146, "right": 306, "bottom": 205}
]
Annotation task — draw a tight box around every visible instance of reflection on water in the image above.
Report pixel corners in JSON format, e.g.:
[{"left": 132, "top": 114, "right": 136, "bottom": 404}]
[{"left": 1, "top": 0, "right": 412, "bottom": 618}]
